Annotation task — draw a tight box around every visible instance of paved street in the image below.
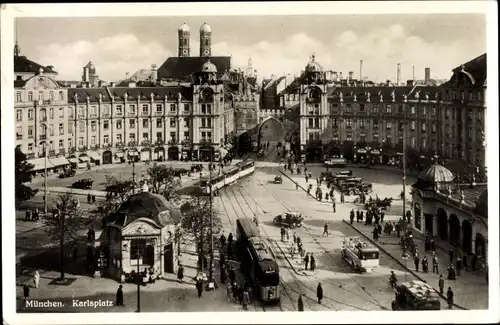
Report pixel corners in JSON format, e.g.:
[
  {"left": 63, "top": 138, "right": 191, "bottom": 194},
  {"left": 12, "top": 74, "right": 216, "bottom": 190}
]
[
  {"left": 276, "top": 165, "right": 488, "bottom": 310},
  {"left": 14, "top": 162, "right": 488, "bottom": 312}
]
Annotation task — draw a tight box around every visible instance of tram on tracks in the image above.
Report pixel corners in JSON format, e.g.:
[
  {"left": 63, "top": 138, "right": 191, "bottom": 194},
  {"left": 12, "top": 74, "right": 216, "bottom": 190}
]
[
  {"left": 199, "top": 160, "right": 255, "bottom": 194},
  {"left": 236, "top": 218, "right": 280, "bottom": 304}
]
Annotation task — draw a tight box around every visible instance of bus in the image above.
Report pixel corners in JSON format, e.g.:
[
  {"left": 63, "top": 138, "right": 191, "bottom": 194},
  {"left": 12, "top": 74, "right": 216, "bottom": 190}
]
[
  {"left": 341, "top": 236, "right": 380, "bottom": 273},
  {"left": 236, "top": 218, "right": 280, "bottom": 303},
  {"left": 392, "top": 280, "right": 441, "bottom": 310}
]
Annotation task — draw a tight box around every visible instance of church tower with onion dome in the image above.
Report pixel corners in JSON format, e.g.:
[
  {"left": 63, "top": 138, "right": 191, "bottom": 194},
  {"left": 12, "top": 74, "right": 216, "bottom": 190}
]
[
  {"left": 178, "top": 22, "right": 191, "bottom": 57},
  {"left": 200, "top": 22, "right": 212, "bottom": 57}
]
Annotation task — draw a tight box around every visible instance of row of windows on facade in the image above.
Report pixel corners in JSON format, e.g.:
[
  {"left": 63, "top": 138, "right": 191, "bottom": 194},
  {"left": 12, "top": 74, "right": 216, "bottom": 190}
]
[
  {"left": 16, "top": 117, "right": 217, "bottom": 141},
  {"left": 15, "top": 103, "right": 215, "bottom": 120},
  {"left": 16, "top": 91, "right": 66, "bottom": 103},
  {"left": 23, "top": 131, "right": 214, "bottom": 152},
  {"left": 306, "top": 117, "right": 480, "bottom": 138},
  {"left": 309, "top": 103, "right": 484, "bottom": 121},
  {"left": 300, "top": 89, "right": 484, "bottom": 103},
  {"left": 305, "top": 132, "right": 467, "bottom": 152}
]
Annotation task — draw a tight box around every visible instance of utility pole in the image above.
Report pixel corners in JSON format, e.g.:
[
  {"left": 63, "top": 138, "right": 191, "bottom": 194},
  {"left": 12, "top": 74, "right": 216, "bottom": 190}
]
[
  {"left": 402, "top": 125, "right": 407, "bottom": 231},
  {"left": 44, "top": 125, "right": 48, "bottom": 216},
  {"left": 208, "top": 140, "right": 215, "bottom": 289}
]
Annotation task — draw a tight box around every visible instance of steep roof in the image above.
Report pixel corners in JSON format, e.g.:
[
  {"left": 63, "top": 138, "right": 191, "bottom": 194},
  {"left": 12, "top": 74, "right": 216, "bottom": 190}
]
[
  {"left": 116, "top": 191, "right": 181, "bottom": 227},
  {"left": 452, "top": 53, "right": 486, "bottom": 88},
  {"left": 327, "top": 85, "right": 441, "bottom": 102},
  {"left": 157, "top": 56, "right": 231, "bottom": 79},
  {"left": 68, "top": 86, "right": 193, "bottom": 103},
  {"left": 14, "top": 55, "right": 58, "bottom": 74}
]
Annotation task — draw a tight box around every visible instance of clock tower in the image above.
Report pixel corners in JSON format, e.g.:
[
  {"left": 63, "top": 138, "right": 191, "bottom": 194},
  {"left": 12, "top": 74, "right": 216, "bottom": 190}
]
[
  {"left": 199, "top": 22, "right": 212, "bottom": 57},
  {"left": 178, "top": 22, "right": 191, "bottom": 57}
]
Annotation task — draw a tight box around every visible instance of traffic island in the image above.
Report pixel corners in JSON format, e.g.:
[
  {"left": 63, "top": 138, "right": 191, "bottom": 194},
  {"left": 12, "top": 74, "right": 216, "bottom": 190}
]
[
  {"left": 48, "top": 277, "right": 77, "bottom": 286},
  {"left": 271, "top": 239, "right": 308, "bottom": 276},
  {"left": 342, "top": 219, "right": 469, "bottom": 310}
]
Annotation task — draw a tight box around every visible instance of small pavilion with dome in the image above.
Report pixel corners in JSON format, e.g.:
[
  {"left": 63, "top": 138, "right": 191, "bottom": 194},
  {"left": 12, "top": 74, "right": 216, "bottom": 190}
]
[
  {"left": 411, "top": 161, "right": 488, "bottom": 259},
  {"left": 101, "top": 184, "right": 182, "bottom": 282}
]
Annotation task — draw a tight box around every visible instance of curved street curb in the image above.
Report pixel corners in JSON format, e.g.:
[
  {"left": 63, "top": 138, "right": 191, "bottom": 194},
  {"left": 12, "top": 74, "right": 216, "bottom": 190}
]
[
  {"left": 342, "top": 219, "right": 468, "bottom": 310},
  {"left": 270, "top": 239, "right": 307, "bottom": 277}
]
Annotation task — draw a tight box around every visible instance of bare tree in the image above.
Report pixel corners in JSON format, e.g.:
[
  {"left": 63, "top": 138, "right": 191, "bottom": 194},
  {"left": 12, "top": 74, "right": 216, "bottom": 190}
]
[
  {"left": 146, "top": 164, "right": 178, "bottom": 194},
  {"left": 179, "top": 191, "right": 222, "bottom": 263},
  {"left": 97, "top": 175, "right": 136, "bottom": 226},
  {"left": 43, "top": 193, "right": 86, "bottom": 281}
]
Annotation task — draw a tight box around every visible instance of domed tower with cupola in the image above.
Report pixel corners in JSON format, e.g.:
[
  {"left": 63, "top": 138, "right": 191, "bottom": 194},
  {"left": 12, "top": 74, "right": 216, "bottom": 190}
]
[
  {"left": 178, "top": 22, "right": 191, "bottom": 57},
  {"left": 200, "top": 22, "right": 212, "bottom": 57},
  {"left": 299, "top": 54, "right": 328, "bottom": 162},
  {"left": 192, "top": 58, "right": 225, "bottom": 162}
]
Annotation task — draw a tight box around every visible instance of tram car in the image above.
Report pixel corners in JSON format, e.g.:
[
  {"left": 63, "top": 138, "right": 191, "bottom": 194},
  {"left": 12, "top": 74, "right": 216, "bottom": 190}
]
[
  {"left": 199, "top": 159, "right": 255, "bottom": 194},
  {"left": 341, "top": 236, "right": 380, "bottom": 273},
  {"left": 236, "top": 218, "right": 280, "bottom": 304}
]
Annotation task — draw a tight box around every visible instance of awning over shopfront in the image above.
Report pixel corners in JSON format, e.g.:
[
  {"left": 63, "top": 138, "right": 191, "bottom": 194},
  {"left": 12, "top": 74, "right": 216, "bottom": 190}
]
[
  {"left": 68, "top": 157, "right": 78, "bottom": 164},
  {"left": 115, "top": 152, "right": 125, "bottom": 158},
  {"left": 396, "top": 152, "right": 404, "bottom": 156},
  {"left": 128, "top": 151, "right": 139, "bottom": 156},
  {"left": 87, "top": 151, "right": 102, "bottom": 161},
  {"left": 49, "top": 157, "right": 70, "bottom": 167},
  {"left": 370, "top": 150, "right": 380, "bottom": 155},
  {"left": 28, "top": 158, "right": 55, "bottom": 171},
  {"left": 79, "top": 156, "right": 90, "bottom": 162},
  {"left": 357, "top": 149, "right": 368, "bottom": 154}
]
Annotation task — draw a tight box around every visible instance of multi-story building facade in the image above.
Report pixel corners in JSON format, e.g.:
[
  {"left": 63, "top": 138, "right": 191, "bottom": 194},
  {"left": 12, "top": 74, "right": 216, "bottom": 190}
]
[{"left": 283, "top": 54, "right": 486, "bottom": 172}]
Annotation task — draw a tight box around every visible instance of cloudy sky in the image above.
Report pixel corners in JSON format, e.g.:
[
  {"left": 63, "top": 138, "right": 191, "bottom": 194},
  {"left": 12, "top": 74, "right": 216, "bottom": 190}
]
[{"left": 17, "top": 14, "right": 486, "bottom": 82}]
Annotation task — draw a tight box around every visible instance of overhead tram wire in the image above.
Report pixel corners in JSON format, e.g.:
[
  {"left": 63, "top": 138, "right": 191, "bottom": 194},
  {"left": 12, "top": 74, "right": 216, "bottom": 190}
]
[{"left": 252, "top": 178, "right": 388, "bottom": 310}]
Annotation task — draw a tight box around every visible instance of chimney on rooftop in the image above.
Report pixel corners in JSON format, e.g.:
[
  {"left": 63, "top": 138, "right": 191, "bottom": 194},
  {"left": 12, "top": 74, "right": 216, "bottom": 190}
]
[
  {"left": 151, "top": 64, "right": 158, "bottom": 83},
  {"left": 360, "top": 60, "right": 363, "bottom": 81},
  {"left": 412, "top": 65, "right": 415, "bottom": 81},
  {"left": 425, "top": 67, "right": 430, "bottom": 84},
  {"left": 397, "top": 63, "right": 401, "bottom": 86}
]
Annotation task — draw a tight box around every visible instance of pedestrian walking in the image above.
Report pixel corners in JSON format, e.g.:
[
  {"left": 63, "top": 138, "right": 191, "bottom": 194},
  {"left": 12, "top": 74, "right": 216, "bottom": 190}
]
[
  {"left": 449, "top": 248, "right": 454, "bottom": 264},
  {"left": 220, "top": 234, "right": 226, "bottom": 250},
  {"left": 285, "top": 229, "right": 290, "bottom": 242},
  {"left": 227, "top": 282, "right": 233, "bottom": 303},
  {"left": 310, "top": 253, "right": 316, "bottom": 271},
  {"left": 340, "top": 193, "right": 345, "bottom": 204},
  {"left": 430, "top": 238, "right": 436, "bottom": 252},
  {"left": 293, "top": 232, "right": 297, "bottom": 244},
  {"left": 438, "top": 275, "right": 445, "bottom": 295},
  {"left": 317, "top": 283, "right": 323, "bottom": 304},
  {"left": 332, "top": 201, "right": 336, "bottom": 213},
  {"left": 447, "top": 287, "right": 454, "bottom": 309},
  {"left": 456, "top": 256, "right": 462, "bottom": 276},
  {"left": 414, "top": 255, "right": 420, "bottom": 272},
  {"left": 242, "top": 290, "right": 250, "bottom": 310},
  {"left": 432, "top": 255, "right": 439, "bottom": 274},
  {"left": 23, "top": 284, "right": 30, "bottom": 301},
  {"left": 380, "top": 212, "right": 385, "bottom": 224},
  {"left": 116, "top": 285, "right": 124, "bottom": 306},
  {"left": 177, "top": 264, "right": 184, "bottom": 283},
  {"left": 322, "top": 223, "right": 329, "bottom": 236},
  {"left": 229, "top": 267, "right": 236, "bottom": 284},
  {"left": 422, "top": 256, "right": 429, "bottom": 273},
  {"left": 304, "top": 253, "right": 310, "bottom": 270},
  {"left": 296, "top": 183, "right": 299, "bottom": 190},
  {"left": 297, "top": 294, "right": 304, "bottom": 311},
  {"left": 196, "top": 279, "right": 203, "bottom": 298},
  {"left": 87, "top": 193, "right": 91, "bottom": 204},
  {"left": 220, "top": 265, "right": 227, "bottom": 284},
  {"left": 33, "top": 270, "right": 40, "bottom": 289}
]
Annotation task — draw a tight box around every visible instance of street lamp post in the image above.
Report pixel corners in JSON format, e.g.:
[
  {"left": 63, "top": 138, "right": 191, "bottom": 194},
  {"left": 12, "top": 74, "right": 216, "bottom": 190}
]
[
  {"left": 43, "top": 124, "right": 48, "bottom": 216},
  {"left": 208, "top": 139, "right": 215, "bottom": 289}
]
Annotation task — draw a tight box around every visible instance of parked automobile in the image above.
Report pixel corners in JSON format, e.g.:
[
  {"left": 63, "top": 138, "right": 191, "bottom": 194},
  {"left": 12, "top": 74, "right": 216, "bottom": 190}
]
[
  {"left": 273, "top": 175, "right": 283, "bottom": 184},
  {"left": 58, "top": 168, "right": 76, "bottom": 179},
  {"left": 273, "top": 212, "right": 304, "bottom": 228},
  {"left": 71, "top": 178, "right": 94, "bottom": 190}
]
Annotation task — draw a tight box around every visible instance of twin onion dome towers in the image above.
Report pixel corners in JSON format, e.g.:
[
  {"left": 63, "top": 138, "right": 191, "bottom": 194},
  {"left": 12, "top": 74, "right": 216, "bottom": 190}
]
[{"left": 178, "top": 22, "right": 212, "bottom": 57}]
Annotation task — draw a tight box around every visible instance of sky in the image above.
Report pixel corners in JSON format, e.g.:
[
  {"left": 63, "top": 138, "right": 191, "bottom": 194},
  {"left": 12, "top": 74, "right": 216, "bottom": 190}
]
[{"left": 16, "top": 14, "right": 486, "bottom": 83}]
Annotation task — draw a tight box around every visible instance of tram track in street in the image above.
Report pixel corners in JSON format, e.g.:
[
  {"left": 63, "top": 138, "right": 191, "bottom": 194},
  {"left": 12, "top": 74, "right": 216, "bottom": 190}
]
[
  {"left": 254, "top": 177, "right": 389, "bottom": 311},
  {"left": 221, "top": 187, "right": 290, "bottom": 312},
  {"left": 228, "top": 184, "right": 344, "bottom": 312},
  {"left": 236, "top": 181, "right": 378, "bottom": 311}
]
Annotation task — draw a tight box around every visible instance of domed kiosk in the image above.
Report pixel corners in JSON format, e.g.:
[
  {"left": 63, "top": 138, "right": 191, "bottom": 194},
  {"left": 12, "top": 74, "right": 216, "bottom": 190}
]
[
  {"left": 102, "top": 184, "right": 181, "bottom": 281},
  {"left": 413, "top": 162, "right": 455, "bottom": 191}
]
